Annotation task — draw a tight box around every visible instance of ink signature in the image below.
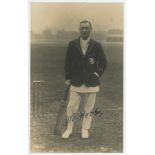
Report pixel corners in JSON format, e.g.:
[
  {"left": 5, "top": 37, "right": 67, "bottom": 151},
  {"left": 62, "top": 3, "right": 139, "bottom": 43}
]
[{"left": 64, "top": 107, "right": 104, "bottom": 125}]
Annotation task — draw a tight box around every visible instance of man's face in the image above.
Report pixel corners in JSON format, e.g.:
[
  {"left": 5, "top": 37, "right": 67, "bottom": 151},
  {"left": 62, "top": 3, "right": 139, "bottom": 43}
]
[{"left": 79, "top": 22, "right": 92, "bottom": 40}]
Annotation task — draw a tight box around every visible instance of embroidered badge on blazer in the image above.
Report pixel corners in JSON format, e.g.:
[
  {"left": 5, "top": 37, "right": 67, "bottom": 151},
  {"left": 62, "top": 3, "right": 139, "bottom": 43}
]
[{"left": 88, "top": 58, "right": 95, "bottom": 64}]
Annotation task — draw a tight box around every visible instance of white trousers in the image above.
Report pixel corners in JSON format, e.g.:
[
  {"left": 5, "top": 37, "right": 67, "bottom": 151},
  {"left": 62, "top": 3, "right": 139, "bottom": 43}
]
[{"left": 66, "top": 91, "right": 96, "bottom": 130}]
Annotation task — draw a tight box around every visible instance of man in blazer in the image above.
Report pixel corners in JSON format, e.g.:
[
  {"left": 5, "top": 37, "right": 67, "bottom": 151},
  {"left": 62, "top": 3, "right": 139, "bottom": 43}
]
[{"left": 62, "top": 20, "right": 107, "bottom": 139}]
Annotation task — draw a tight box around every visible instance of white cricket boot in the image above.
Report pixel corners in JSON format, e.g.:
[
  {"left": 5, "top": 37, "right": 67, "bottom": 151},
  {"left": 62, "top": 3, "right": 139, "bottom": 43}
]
[
  {"left": 62, "top": 120, "right": 73, "bottom": 139},
  {"left": 82, "top": 129, "right": 89, "bottom": 139},
  {"left": 62, "top": 129, "right": 72, "bottom": 139}
]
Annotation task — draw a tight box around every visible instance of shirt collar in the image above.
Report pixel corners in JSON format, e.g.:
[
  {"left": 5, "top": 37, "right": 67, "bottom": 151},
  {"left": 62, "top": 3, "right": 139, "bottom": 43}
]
[{"left": 80, "top": 36, "right": 91, "bottom": 43}]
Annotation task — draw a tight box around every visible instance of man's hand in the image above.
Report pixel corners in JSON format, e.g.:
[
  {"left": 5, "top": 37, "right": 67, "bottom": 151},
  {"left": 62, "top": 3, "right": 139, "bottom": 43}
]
[
  {"left": 94, "top": 72, "right": 99, "bottom": 78},
  {"left": 65, "top": 80, "right": 71, "bottom": 86}
]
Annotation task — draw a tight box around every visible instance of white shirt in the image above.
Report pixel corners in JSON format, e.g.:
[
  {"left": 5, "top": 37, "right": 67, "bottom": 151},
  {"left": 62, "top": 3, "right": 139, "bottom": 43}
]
[
  {"left": 70, "top": 37, "right": 99, "bottom": 93},
  {"left": 80, "top": 37, "right": 90, "bottom": 55}
]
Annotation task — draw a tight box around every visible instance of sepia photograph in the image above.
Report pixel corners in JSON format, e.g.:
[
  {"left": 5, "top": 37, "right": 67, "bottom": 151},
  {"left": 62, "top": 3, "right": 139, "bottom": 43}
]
[{"left": 30, "top": 2, "right": 124, "bottom": 153}]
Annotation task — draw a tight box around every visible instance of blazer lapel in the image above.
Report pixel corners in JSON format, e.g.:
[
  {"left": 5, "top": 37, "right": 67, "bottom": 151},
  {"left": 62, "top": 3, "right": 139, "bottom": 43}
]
[
  {"left": 75, "top": 37, "right": 84, "bottom": 56},
  {"left": 85, "top": 38, "right": 94, "bottom": 56}
]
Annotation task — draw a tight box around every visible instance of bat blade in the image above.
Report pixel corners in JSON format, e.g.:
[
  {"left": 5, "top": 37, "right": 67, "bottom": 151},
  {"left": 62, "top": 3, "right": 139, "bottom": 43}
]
[
  {"left": 54, "top": 100, "right": 67, "bottom": 135},
  {"left": 54, "top": 85, "right": 70, "bottom": 135}
]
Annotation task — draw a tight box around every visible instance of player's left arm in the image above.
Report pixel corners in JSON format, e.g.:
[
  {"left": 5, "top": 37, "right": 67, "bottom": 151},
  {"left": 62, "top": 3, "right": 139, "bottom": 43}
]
[{"left": 95, "top": 43, "right": 107, "bottom": 78}]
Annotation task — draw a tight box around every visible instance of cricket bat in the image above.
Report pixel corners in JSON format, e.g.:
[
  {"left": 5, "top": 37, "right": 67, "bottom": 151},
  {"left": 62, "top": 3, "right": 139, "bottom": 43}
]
[{"left": 54, "top": 85, "right": 70, "bottom": 135}]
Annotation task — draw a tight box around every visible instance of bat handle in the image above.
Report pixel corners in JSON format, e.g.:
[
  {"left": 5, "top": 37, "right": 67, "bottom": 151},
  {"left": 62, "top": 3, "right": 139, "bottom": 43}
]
[{"left": 63, "top": 85, "right": 71, "bottom": 102}]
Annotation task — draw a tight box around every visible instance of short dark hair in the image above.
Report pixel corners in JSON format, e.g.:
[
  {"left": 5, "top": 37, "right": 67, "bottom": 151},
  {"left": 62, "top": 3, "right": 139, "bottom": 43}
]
[{"left": 79, "top": 20, "right": 92, "bottom": 29}]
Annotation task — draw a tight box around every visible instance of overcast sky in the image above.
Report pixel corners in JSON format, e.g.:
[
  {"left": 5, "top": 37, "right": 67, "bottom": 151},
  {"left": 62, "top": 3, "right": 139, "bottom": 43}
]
[{"left": 31, "top": 3, "right": 124, "bottom": 33}]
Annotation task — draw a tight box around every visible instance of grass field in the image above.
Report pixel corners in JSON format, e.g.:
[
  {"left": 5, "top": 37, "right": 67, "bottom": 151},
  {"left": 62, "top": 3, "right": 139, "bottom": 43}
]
[{"left": 30, "top": 41, "right": 123, "bottom": 153}]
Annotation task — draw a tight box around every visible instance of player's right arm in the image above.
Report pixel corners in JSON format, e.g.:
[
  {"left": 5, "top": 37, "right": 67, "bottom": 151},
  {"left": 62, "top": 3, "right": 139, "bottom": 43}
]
[{"left": 64, "top": 42, "right": 72, "bottom": 85}]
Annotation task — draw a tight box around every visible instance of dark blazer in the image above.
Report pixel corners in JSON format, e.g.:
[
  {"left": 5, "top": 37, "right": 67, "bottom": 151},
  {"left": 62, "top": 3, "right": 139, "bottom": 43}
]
[{"left": 65, "top": 37, "right": 107, "bottom": 87}]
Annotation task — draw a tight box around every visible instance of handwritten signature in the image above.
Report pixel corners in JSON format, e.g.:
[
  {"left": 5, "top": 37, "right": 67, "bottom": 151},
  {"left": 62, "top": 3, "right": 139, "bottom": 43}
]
[{"left": 65, "top": 107, "right": 104, "bottom": 124}]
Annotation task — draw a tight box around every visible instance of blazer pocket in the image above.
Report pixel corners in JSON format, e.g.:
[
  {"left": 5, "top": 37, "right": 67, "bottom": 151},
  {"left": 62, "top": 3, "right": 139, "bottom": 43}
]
[{"left": 91, "top": 73, "right": 99, "bottom": 81}]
